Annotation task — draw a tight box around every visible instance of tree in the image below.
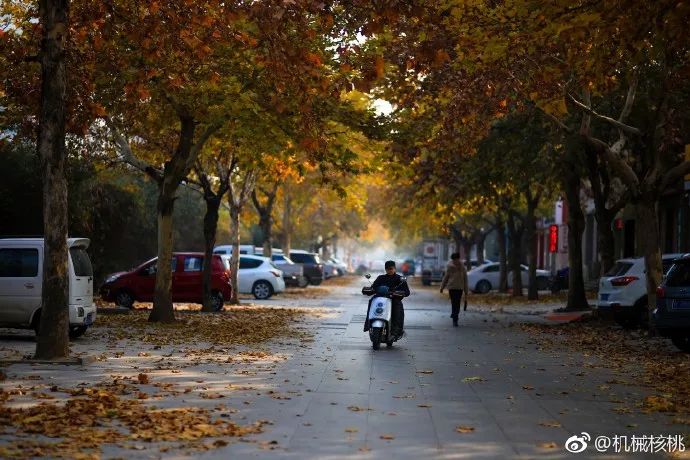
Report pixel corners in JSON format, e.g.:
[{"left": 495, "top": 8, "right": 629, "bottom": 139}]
[
  {"left": 194, "top": 155, "right": 231, "bottom": 312},
  {"left": 34, "top": 0, "right": 71, "bottom": 360}
]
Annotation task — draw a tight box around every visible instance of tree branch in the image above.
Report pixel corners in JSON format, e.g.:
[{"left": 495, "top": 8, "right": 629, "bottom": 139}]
[
  {"left": 108, "top": 123, "right": 163, "bottom": 183},
  {"left": 583, "top": 134, "right": 639, "bottom": 191},
  {"left": 568, "top": 93, "right": 641, "bottom": 136}
]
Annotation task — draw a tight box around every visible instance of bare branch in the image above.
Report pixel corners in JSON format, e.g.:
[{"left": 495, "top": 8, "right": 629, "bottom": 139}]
[
  {"left": 579, "top": 89, "right": 591, "bottom": 135},
  {"left": 583, "top": 134, "right": 639, "bottom": 191},
  {"left": 108, "top": 123, "right": 163, "bottom": 183},
  {"left": 568, "top": 93, "right": 641, "bottom": 136},
  {"left": 618, "top": 75, "right": 637, "bottom": 123}
]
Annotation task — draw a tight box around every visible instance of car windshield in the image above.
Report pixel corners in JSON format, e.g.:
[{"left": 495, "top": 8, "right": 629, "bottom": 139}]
[
  {"left": 291, "top": 253, "right": 317, "bottom": 264},
  {"left": 272, "top": 254, "right": 293, "bottom": 264},
  {"left": 665, "top": 261, "right": 690, "bottom": 287},
  {"left": 605, "top": 261, "right": 634, "bottom": 277}
]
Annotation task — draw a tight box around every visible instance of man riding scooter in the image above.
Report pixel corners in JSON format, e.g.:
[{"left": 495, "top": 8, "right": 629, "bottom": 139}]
[{"left": 364, "top": 260, "right": 410, "bottom": 339}]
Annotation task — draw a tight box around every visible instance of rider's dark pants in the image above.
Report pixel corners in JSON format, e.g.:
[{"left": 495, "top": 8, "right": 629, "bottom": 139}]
[{"left": 391, "top": 300, "right": 404, "bottom": 335}]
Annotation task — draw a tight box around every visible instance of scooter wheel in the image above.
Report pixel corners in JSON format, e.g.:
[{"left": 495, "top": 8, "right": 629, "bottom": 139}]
[
  {"left": 386, "top": 341, "right": 393, "bottom": 348},
  {"left": 370, "top": 327, "right": 382, "bottom": 350}
]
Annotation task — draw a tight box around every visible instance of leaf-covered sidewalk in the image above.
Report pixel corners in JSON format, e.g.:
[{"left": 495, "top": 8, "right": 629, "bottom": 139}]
[
  {"left": 0, "top": 306, "right": 334, "bottom": 459},
  {"left": 521, "top": 318, "right": 690, "bottom": 426}
]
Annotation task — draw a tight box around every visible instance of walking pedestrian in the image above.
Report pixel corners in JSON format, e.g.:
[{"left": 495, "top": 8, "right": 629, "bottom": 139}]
[{"left": 439, "top": 252, "right": 468, "bottom": 327}]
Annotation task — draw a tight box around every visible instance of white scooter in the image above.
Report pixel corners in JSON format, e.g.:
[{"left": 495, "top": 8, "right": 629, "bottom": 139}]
[{"left": 361, "top": 274, "right": 408, "bottom": 350}]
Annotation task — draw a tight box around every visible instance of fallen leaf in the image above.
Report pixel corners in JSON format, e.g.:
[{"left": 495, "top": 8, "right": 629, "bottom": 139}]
[
  {"left": 380, "top": 434, "right": 395, "bottom": 440},
  {"left": 456, "top": 425, "right": 475, "bottom": 433},
  {"left": 538, "top": 421, "right": 561, "bottom": 428},
  {"left": 137, "top": 373, "right": 149, "bottom": 384},
  {"left": 538, "top": 442, "right": 558, "bottom": 449}
]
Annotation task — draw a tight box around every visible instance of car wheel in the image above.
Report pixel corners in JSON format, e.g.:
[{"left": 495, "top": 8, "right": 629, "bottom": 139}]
[
  {"left": 536, "top": 276, "right": 549, "bottom": 291},
  {"left": 297, "top": 276, "right": 309, "bottom": 288},
  {"left": 671, "top": 335, "right": 690, "bottom": 353},
  {"left": 31, "top": 309, "right": 42, "bottom": 335},
  {"left": 69, "top": 326, "right": 88, "bottom": 339},
  {"left": 476, "top": 280, "right": 491, "bottom": 294},
  {"left": 252, "top": 280, "right": 273, "bottom": 300},
  {"left": 115, "top": 290, "right": 135, "bottom": 309},
  {"left": 309, "top": 277, "right": 322, "bottom": 286},
  {"left": 210, "top": 290, "right": 224, "bottom": 312}
]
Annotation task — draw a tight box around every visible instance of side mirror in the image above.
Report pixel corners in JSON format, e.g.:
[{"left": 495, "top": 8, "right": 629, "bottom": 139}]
[{"left": 365, "top": 274, "right": 371, "bottom": 279}]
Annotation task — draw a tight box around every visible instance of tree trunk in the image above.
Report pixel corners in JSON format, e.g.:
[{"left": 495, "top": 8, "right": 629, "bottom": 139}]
[
  {"left": 475, "top": 232, "right": 486, "bottom": 265},
  {"left": 228, "top": 204, "right": 241, "bottom": 305},
  {"left": 282, "top": 190, "right": 292, "bottom": 255},
  {"left": 201, "top": 195, "right": 221, "bottom": 312},
  {"left": 462, "top": 241, "right": 473, "bottom": 272},
  {"left": 507, "top": 213, "right": 523, "bottom": 297},
  {"left": 149, "top": 195, "right": 176, "bottom": 322},
  {"left": 585, "top": 143, "right": 622, "bottom": 277},
  {"left": 497, "top": 217, "right": 508, "bottom": 293},
  {"left": 596, "top": 209, "right": 616, "bottom": 276},
  {"left": 563, "top": 171, "right": 589, "bottom": 310},
  {"left": 635, "top": 195, "right": 662, "bottom": 328},
  {"left": 34, "top": 0, "right": 70, "bottom": 360},
  {"left": 260, "top": 213, "right": 273, "bottom": 257},
  {"left": 525, "top": 206, "right": 539, "bottom": 301}
]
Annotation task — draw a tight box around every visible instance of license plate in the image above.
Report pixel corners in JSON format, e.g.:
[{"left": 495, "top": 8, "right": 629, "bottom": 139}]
[
  {"left": 84, "top": 313, "right": 94, "bottom": 326},
  {"left": 672, "top": 300, "right": 690, "bottom": 310},
  {"left": 600, "top": 294, "right": 609, "bottom": 301}
]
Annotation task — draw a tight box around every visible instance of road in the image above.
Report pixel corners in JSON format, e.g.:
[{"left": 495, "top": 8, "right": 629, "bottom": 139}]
[{"left": 202, "top": 276, "right": 682, "bottom": 459}]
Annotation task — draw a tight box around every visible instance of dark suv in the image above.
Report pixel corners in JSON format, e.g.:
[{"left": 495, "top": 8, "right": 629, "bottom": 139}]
[
  {"left": 289, "top": 250, "right": 324, "bottom": 286},
  {"left": 653, "top": 255, "right": 690, "bottom": 352}
]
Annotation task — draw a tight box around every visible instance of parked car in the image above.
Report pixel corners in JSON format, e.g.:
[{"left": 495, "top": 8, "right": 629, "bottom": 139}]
[
  {"left": 323, "top": 260, "right": 337, "bottom": 279},
  {"left": 100, "top": 253, "right": 232, "bottom": 311},
  {"left": 213, "top": 244, "right": 256, "bottom": 256},
  {"left": 269, "top": 253, "right": 308, "bottom": 288},
  {"left": 289, "top": 250, "right": 324, "bottom": 285},
  {"left": 654, "top": 254, "right": 690, "bottom": 352},
  {"left": 0, "top": 237, "right": 97, "bottom": 338},
  {"left": 468, "top": 262, "right": 550, "bottom": 294},
  {"left": 221, "top": 254, "right": 285, "bottom": 299},
  {"left": 549, "top": 266, "right": 570, "bottom": 293},
  {"left": 329, "top": 257, "right": 348, "bottom": 276},
  {"left": 597, "top": 253, "right": 683, "bottom": 328}
]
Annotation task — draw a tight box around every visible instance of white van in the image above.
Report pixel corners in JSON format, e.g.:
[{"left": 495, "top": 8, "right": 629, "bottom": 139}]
[{"left": 0, "top": 238, "right": 97, "bottom": 338}]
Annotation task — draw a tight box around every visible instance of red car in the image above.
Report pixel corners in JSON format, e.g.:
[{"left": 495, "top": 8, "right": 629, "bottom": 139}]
[{"left": 99, "top": 253, "right": 232, "bottom": 311}]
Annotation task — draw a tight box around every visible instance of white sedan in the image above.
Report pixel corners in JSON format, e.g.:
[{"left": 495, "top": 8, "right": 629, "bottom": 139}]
[
  {"left": 221, "top": 255, "right": 285, "bottom": 299},
  {"left": 468, "top": 262, "right": 551, "bottom": 294}
]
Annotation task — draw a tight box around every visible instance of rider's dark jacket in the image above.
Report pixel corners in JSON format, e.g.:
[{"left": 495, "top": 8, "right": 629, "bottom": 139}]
[{"left": 371, "top": 273, "right": 410, "bottom": 298}]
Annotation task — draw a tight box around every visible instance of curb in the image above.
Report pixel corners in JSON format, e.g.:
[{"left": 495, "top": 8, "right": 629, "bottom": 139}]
[
  {"left": 542, "top": 311, "right": 592, "bottom": 322},
  {"left": 0, "top": 355, "right": 95, "bottom": 366}
]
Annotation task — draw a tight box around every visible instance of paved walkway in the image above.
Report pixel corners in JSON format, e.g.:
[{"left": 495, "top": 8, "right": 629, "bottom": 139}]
[{"left": 199, "top": 278, "right": 682, "bottom": 459}]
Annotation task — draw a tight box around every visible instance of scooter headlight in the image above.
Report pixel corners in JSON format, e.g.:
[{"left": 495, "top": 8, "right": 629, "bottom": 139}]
[{"left": 375, "top": 307, "right": 384, "bottom": 315}]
